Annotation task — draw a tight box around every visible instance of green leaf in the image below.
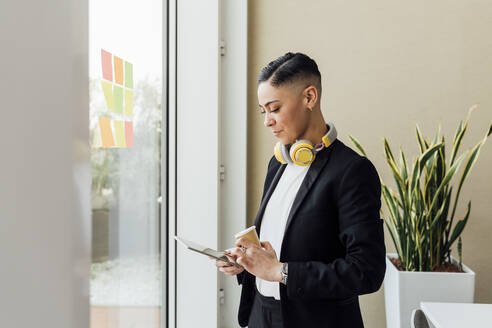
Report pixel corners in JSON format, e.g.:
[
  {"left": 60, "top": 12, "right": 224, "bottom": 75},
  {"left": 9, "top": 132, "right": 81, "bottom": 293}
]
[
  {"left": 348, "top": 135, "right": 367, "bottom": 157},
  {"left": 433, "top": 123, "right": 442, "bottom": 145},
  {"left": 384, "top": 138, "right": 397, "bottom": 164},
  {"left": 430, "top": 189, "right": 452, "bottom": 230},
  {"left": 382, "top": 185, "right": 399, "bottom": 222},
  {"left": 428, "top": 152, "right": 467, "bottom": 214},
  {"left": 419, "top": 143, "right": 444, "bottom": 173},
  {"left": 448, "top": 137, "right": 488, "bottom": 229},
  {"left": 446, "top": 201, "right": 471, "bottom": 250},
  {"left": 415, "top": 124, "right": 428, "bottom": 154},
  {"left": 400, "top": 147, "right": 408, "bottom": 182},
  {"left": 409, "top": 158, "right": 420, "bottom": 197},
  {"left": 450, "top": 120, "right": 467, "bottom": 166}
]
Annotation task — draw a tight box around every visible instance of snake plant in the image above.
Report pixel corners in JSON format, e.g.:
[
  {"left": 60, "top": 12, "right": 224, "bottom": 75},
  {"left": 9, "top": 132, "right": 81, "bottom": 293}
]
[{"left": 349, "top": 107, "right": 492, "bottom": 271}]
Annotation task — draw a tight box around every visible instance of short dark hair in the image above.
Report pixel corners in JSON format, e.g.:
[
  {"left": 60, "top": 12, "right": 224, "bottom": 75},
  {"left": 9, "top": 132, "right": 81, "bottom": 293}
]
[{"left": 258, "top": 52, "right": 321, "bottom": 94}]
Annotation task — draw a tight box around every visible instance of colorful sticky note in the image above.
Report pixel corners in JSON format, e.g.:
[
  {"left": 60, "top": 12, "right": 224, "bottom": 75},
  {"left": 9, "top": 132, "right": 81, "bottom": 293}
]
[
  {"left": 113, "top": 120, "right": 126, "bottom": 148},
  {"left": 101, "top": 81, "right": 114, "bottom": 110},
  {"left": 113, "top": 85, "right": 123, "bottom": 114},
  {"left": 99, "top": 117, "right": 115, "bottom": 148},
  {"left": 124, "top": 90, "right": 134, "bottom": 116},
  {"left": 125, "top": 121, "right": 134, "bottom": 148},
  {"left": 114, "top": 56, "right": 124, "bottom": 85},
  {"left": 101, "top": 49, "right": 113, "bottom": 81},
  {"left": 124, "top": 61, "right": 133, "bottom": 88}
]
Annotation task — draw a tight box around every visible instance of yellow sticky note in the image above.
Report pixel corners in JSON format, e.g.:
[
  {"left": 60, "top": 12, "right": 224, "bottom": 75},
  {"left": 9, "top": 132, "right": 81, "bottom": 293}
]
[
  {"left": 101, "top": 81, "right": 114, "bottom": 110},
  {"left": 113, "top": 120, "right": 126, "bottom": 148},
  {"left": 125, "top": 90, "right": 134, "bottom": 116},
  {"left": 99, "top": 117, "right": 115, "bottom": 148}
]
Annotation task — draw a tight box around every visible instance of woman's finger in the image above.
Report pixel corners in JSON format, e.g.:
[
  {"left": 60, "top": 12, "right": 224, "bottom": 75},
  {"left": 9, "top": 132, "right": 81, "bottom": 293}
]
[
  {"left": 260, "top": 241, "right": 273, "bottom": 250},
  {"left": 215, "top": 259, "right": 232, "bottom": 268},
  {"left": 225, "top": 253, "right": 238, "bottom": 262},
  {"left": 228, "top": 247, "right": 243, "bottom": 258},
  {"left": 220, "top": 266, "right": 244, "bottom": 275}
]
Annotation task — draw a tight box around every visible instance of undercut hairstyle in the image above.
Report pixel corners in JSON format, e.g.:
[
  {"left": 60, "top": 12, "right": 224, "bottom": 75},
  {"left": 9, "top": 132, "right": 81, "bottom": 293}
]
[{"left": 258, "top": 52, "right": 322, "bottom": 95}]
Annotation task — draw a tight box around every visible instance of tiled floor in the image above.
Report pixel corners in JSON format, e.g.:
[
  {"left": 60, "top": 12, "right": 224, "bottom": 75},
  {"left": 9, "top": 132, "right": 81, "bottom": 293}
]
[{"left": 91, "top": 306, "right": 161, "bottom": 328}]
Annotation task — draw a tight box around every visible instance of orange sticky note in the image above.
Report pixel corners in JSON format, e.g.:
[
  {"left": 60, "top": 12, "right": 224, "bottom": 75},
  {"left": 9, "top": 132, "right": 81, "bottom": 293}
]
[
  {"left": 114, "top": 56, "right": 124, "bottom": 85},
  {"left": 99, "top": 117, "right": 115, "bottom": 148},
  {"left": 124, "top": 90, "right": 133, "bottom": 116},
  {"left": 101, "top": 49, "right": 113, "bottom": 81},
  {"left": 101, "top": 80, "right": 114, "bottom": 110},
  {"left": 113, "top": 120, "right": 126, "bottom": 148},
  {"left": 125, "top": 121, "right": 134, "bottom": 148}
]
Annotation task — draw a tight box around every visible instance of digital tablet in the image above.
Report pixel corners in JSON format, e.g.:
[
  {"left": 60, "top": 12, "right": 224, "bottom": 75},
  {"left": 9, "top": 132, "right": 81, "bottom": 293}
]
[{"left": 174, "top": 236, "right": 243, "bottom": 269}]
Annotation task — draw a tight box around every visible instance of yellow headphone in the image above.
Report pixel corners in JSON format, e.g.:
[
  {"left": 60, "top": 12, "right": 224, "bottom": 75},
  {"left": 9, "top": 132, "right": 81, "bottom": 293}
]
[{"left": 273, "top": 122, "right": 337, "bottom": 166}]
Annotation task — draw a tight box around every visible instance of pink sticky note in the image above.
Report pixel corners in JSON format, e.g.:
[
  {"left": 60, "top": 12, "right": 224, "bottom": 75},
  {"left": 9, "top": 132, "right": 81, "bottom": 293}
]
[
  {"left": 125, "top": 121, "right": 134, "bottom": 147},
  {"left": 101, "top": 49, "right": 113, "bottom": 81}
]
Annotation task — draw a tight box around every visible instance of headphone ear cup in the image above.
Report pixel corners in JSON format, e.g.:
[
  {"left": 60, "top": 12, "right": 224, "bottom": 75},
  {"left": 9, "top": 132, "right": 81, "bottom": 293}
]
[
  {"left": 290, "top": 140, "right": 315, "bottom": 166},
  {"left": 274, "top": 142, "right": 292, "bottom": 164}
]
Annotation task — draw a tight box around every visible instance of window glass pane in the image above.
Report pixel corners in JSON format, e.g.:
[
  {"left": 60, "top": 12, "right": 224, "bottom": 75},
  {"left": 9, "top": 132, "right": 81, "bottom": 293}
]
[{"left": 89, "top": 0, "right": 163, "bottom": 327}]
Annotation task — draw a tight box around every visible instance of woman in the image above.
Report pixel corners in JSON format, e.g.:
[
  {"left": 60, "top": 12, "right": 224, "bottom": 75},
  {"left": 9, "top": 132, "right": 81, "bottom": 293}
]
[{"left": 214, "top": 52, "right": 386, "bottom": 328}]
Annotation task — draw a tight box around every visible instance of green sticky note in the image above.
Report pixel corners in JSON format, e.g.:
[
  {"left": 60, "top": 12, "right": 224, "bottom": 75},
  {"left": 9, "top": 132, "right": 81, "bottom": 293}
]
[
  {"left": 125, "top": 61, "right": 133, "bottom": 88},
  {"left": 113, "top": 85, "right": 123, "bottom": 114}
]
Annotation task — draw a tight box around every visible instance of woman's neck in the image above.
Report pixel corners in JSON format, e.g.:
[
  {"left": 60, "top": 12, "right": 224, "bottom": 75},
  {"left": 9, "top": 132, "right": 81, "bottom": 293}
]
[{"left": 297, "top": 111, "right": 327, "bottom": 145}]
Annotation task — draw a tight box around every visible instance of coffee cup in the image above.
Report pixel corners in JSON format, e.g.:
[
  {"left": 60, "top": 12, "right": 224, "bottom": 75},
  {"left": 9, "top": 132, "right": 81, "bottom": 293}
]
[{"left": 234, "top": 226, "right": 261, "bottom": 247}]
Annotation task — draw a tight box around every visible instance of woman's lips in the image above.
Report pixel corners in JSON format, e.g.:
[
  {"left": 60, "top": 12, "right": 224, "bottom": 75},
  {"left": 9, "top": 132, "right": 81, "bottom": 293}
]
[{"left": 273, "top": 130, "right": 282, "bottom": 136}]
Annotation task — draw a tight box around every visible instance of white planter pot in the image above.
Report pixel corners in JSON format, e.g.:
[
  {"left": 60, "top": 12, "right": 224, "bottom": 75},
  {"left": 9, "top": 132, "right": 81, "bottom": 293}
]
[{"left": 384, "top": 253, "right": 475, "bottom": 328}]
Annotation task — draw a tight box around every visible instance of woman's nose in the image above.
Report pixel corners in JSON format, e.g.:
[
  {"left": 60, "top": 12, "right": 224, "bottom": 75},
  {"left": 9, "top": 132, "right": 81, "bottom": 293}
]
[{"left": 264, "top": 113, "right": 275, "bottom": 127}]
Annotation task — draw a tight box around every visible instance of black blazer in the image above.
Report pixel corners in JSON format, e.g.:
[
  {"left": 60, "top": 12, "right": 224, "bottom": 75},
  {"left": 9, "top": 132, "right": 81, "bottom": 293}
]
[{"left": 236, "top": 139, "right": 386, "bottom": 328}]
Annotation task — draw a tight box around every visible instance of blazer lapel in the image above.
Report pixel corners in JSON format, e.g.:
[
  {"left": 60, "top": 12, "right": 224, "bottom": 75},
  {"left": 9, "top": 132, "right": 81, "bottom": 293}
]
[
  {"left": 254, "top": 164, "right": 286, "bottom": 234},
  {"left": 283, "top": 141, "right": 337, "bottom": 236}
]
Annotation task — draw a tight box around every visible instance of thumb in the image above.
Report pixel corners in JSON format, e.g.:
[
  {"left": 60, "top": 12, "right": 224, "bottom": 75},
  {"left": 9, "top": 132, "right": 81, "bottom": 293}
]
[{"left": 236, "top": 237, "right": 255, "bottom": 249}]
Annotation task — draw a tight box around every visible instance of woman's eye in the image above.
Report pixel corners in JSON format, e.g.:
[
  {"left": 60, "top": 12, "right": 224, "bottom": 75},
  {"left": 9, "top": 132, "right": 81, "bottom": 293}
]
[{"left": 259, "top": 107, "right": 279, "bottom": 114}]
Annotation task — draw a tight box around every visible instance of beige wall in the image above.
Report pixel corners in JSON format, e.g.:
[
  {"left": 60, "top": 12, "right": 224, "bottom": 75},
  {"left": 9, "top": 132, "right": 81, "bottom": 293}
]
[{"left": 246, "top": 1, "right": 492, "bottom": 327}]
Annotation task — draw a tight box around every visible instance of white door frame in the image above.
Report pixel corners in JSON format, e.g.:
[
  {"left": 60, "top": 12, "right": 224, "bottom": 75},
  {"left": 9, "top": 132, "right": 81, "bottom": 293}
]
[
  {"left": 218, "top": 0, "right": 248, "bottom": 327},
  {"left": 167, "top": 0, "right": 247, "bottom": 327}
]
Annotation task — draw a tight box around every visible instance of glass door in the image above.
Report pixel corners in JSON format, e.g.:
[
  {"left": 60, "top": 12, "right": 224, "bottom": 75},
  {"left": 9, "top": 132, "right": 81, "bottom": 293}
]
[{"left": 89, "top": 0, "right": 164, "bottom": 327}]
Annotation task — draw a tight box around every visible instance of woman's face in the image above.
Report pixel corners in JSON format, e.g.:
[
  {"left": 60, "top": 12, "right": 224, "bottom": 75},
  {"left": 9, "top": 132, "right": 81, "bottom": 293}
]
[{"left": 257, "top": 81, "right": 310, "bottom": 145}]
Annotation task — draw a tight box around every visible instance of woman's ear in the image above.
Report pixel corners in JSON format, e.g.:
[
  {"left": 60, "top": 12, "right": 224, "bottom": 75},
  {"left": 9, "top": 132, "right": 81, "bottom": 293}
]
[{"left": 303, "top": 85, "right": 318, "bottom": 111}]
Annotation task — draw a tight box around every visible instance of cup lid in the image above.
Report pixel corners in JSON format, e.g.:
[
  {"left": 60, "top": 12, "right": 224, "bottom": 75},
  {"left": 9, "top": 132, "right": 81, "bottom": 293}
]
[{"left": 234, "top": 225, "right": 256, "bottom": 239}]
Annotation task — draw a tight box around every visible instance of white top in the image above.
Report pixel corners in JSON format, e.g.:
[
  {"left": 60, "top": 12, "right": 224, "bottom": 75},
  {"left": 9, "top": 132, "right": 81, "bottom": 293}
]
[
  {"left": 256, "top": 162, "right": 310, "bottom": 300},
  {"left": 420, "top": 302, "right": 492, "bottom": 328}
]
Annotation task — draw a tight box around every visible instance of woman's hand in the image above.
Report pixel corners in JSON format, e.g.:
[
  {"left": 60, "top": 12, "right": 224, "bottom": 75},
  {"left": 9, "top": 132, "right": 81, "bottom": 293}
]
[
  {"left": 228, "top": 238, "right": 283, "bottom": 282},
  {"left": 209, "top": 252, "right": 244, "bottom": 276}
]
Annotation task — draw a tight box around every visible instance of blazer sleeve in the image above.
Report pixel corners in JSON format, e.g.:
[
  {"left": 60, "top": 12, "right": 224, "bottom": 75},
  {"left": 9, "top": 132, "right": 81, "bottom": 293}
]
[
  {"left": 286, "top": 157, "right": 386, "bottom": 301},
  {"left": 236, "top": 272, "right": 243, "bottom": 285}
]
